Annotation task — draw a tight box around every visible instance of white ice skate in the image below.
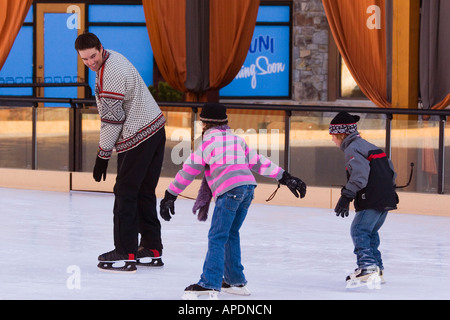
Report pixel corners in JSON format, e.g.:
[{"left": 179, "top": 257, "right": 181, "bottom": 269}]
[
  {"left": 379, "top": 269, "right": 386, "bottom": 284},
  {"left": 221, "top": 281, "right": 251, "bottom": 296},
  {"left": 181, "top": 284, "right": 219, "bottom": 300},
  {"left": 346, "top": 266, "right": 381, "bottom": 289}
]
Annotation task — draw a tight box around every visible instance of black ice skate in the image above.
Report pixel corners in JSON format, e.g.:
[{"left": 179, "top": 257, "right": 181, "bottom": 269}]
[
  {"left": 97, "top": 249, "right": 137, "bottom": 273},
  {"left": 181, "top": 284, "right": 219, "bottom": 300},
  {"left": 222, "top": 280, "right": 251, "bottom": 296},
  {"left": 346, "top": 265, "right": 381, "bottom": 289},
  {"left": 136, "top": 247, "right": 164, "bottom": 267}
]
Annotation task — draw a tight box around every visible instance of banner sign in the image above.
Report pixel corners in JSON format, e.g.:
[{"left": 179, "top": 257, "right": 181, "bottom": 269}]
[{"left": 220, "top": 5, "right": 291, "bottom": 98}]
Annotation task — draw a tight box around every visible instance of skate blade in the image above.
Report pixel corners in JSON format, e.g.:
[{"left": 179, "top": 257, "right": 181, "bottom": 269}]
[
  {"left": 181, "top": 291, "right": 219, "bottom": 300},
  {"left": 97, "top": 261, "right": 137, "bottom": 274},
  {"left": 137, "top": 257, "right": 164, "bottom": 268},
  {"left": 366, "top": 274, "right": 382, "bottom": 289},
  {"left": 222, "top": 286, "right": 251, "bottom": 296},
  {"left": 346, "top": 274, "right": 381, "bottom": 289},
  {"left": 346, "top": 279, "right": 365, "bottom": 288}
]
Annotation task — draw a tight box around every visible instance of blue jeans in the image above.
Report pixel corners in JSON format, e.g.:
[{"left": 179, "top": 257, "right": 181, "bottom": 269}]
[
  {"left": 198, "top": 185, "right": 255, "bottom": 291},
  {"left": 350, "top": 209, "right": 388, "bottom": 269}
]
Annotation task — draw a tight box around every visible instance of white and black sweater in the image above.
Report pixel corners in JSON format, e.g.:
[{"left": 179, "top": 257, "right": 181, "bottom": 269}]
[{"left": 95, "top": 49, "right": 165, "bottom": 159}]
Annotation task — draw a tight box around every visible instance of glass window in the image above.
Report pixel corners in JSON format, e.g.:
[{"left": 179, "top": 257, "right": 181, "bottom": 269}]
[
  {"left": 289, "top": 112, "right": 386, "bottom": 187},
  {"left": 43, "top": 13, "right": 79, "bottom": 106},
  {"left": 445, "top": 119, "right": 450, "bottom": 193},
  {"left": 81, "top": 111, "right": 117, "bottom": 174},
  {"left": 256, "top": 5, "right": 290, "bottom": 22},
  {"left": 227, "top": 110, "right": 285, "bottom": 183},
  {"left": 391, "top": 118, "right": 440, "bottom": 193},
  {"left": 36, "top": 108, "right": 70, "bottom": 171},
  {"left": 0, "top": 27, "right": 33, "bottom": 96},
  {"left": 340, "top": 57, "right": 366, "bottom": 99},
  {"left": 0, "top": 5, "right": 33, "bottom": 96},
  {"left": 159, "top": 108, "right": 193, "bottom": 178},
  {"left": 89, "top": 5, "right": 146, "bottom": 23},
  {"left": 24, "top": 5, "right": 33, "bottom": 23},
  {"left": 0, "top": 107, "right": 33, "bottom": 169}
]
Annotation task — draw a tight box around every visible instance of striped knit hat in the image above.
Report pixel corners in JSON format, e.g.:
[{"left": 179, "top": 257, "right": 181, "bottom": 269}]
[
  {"left": 329, "top": 112, "right": 360, "bottom": 135},
  {"left": 200, "top": 103, "right": 228, "bottom": 123}
]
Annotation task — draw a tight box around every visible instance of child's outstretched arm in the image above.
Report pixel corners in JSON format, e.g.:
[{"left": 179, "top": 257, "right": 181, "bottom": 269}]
[{"left": 246, "top": 143, "right": 307, "bottom": 199}]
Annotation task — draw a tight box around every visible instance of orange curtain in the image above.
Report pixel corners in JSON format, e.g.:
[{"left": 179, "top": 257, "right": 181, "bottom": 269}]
[
  {"left": 143, "top": 0, "right": 259, "bottom": 102},
  {"left": 432, "top": 95, "right": 450, "bottom": 110},
  {"left": 420, "top": 0, "right": 450, "bottom": 110},
  {"left": 142, "top": 0, "right": 187, "bottom": 93},
  {"left": 209, "top": 0, "right": 259, "bottom": 90},
  {"left": 0, "top": 0, "right": 32, "bottom": 71},
  {"left": 323, "top": 0, "right": 391, "bottom": 108}
]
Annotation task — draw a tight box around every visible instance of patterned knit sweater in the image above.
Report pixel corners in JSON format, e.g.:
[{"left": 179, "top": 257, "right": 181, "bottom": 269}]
[
  {"left": 95, "top": 49, "right": 165, "bottom": 159},
  {"left": 168, "top": 127, "right": 284, "bottom": 200}
]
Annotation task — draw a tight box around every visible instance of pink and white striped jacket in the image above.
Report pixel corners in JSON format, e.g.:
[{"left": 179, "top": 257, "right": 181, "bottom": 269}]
[{"left": 168, "top": 128, "right": 284, "bottom": 199}]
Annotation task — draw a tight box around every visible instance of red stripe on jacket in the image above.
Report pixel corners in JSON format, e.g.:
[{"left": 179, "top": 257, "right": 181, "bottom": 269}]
[{"left": 367, "top": 152, "right": 386, "bottom": 161}]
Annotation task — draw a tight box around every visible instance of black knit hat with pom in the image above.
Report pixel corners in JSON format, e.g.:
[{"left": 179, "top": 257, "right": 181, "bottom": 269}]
[{"left": 329, "top": 112, "right": 360, "bottom": 135}]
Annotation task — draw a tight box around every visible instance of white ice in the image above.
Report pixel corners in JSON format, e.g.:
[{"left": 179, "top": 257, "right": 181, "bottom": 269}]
[{"left": 0, "top": 187, "right": 449, "bottom": 300}]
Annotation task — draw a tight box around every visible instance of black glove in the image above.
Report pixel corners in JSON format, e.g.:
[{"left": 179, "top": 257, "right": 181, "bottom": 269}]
[
  {"left": 278, "top": 171, "right": 307, "bottom": 199},
  {"left": 93, "top": 156, "right": 109, "bottom": 182},
  {"left": 334, "top": 196, "right": 351, "bottom": 217},
  {"left": 334, "top": 188, "right": 355, "bottom": 218},
  {"left": 160, "top": 190, "right": 177, "bottom": 221}
]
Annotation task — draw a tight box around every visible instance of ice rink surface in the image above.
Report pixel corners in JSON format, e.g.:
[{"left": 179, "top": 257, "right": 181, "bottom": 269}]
[{"left": 0, "top": 187, "right": 449, "bottom": 300}]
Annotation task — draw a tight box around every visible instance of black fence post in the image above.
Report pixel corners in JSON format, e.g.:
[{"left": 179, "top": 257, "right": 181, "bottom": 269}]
[
  {"left": 31, "top": 102, "right": 38, "bottom": 170},
  {"left": 284, "top": 110, "right": 291, "bottom": 172},
  {"left": 438, "top": 115, "right": 446, "bottom": 194},
  {"left": 385, "top": 113, "right": 392, "bottom": 159}
]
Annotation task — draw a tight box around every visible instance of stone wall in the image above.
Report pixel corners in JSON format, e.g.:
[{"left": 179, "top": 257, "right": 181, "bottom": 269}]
[{"left": 292, "top": 0, "right": 329, "bottom": 101}]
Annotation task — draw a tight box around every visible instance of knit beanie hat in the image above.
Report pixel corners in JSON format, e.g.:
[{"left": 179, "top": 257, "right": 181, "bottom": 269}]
[
  {"left": 329, "top": 112, "right": 360, "bottom": 135},
  {"left": 200, "top": 103, "right": 228, "bottom": 123}
]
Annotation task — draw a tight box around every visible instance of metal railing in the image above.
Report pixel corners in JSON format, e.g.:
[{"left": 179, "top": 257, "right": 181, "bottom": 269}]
[
  {"left": 0, "top": 81, "right": 93, "bottom": 99},
  {"left": 1, "top": 95, "right": 449, "bottom": 193}
]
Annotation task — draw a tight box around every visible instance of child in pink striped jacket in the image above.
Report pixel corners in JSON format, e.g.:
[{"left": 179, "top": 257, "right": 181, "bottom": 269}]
[{"left": 160, "top": 103, "right": 306, "bottom": 299}]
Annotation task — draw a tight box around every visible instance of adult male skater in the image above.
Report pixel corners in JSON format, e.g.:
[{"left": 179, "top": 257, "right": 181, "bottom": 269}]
[{"left": 75, "top": 32, "right": 166, "bottom": 272}]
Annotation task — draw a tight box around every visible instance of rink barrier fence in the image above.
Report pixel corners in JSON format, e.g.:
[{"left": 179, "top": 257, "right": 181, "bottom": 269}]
[
  {"left": 0, "top": 168, "right": 449, "bottom": 217},
  {"left": 1, "top": 96, "right": 450, "bottom": 190},
  {"left": 1, "top": 95, "right": 450, "bottom": 217}
]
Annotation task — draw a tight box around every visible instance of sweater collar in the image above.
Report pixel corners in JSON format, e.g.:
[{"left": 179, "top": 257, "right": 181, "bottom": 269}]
[{"left": 97, "top": 49, "right": 110, "bottom": 73}]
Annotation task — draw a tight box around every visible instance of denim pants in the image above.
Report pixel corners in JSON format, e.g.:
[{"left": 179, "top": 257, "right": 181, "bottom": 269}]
[
  {"left": 350, "top": 209, "right": 388, "bottom": 269},
  {"left": 198, "top": 185, "right": 255, "bottom": 291}
]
